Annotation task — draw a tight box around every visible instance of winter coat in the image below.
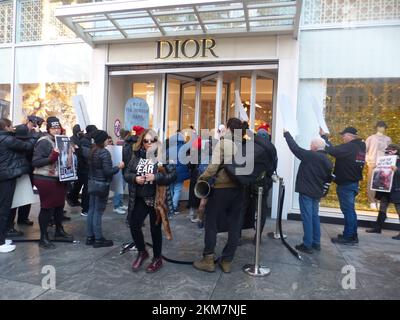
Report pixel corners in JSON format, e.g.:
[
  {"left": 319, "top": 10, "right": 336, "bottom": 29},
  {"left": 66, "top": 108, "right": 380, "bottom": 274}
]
[
  {"left": 167, "top": 133, "right": 190, "bottom": 183},
  {"left": 32, "top": 134, "right": 60, "bottom": 180},
  {"left": 88, "top": 147, "right": 119, "bottom": 183},
  {"left": 124, "top": 148, "right": 176, "bottom": 214},
  {"left": 76, "top": 134, "right": 92, "bottom": 176},
  {"left": 122, "top": 135, "right": 138, "bottom": 173},
  {"left": 0, "top": 131, "right": 33, "bottom": 181},
  {"left": 285, "top": 132, "right": 333, "bottom": 199},
  {"left": 322, "top": 135, "right": 366, "bottom": 185},
  {"left": 375, "top": 157, "right": 400, "bottom": 204}
]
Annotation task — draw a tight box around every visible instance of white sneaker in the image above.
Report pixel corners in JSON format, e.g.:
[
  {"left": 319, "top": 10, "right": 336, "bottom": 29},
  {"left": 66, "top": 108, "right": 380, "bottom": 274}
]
[
  {"left": 5, "top": 239, "right": 12, "bottom": 245},
  {"left": 0, "top": 243, "right": 16, "bottom": 253},
  {"left": 191, "top": 218, "right": 200, "bottom": 223},
  {"left": 120, "top": 205, "right": 128, "bottom": 210},
  {"left": 80, "top": 212, "right": 88, "bottom": 217},
  {"left": 370, "top": 203, "right": 378, "bottom": 210},
  {"left": 113, "top": 208, "right": 126, "bottom": 215}
]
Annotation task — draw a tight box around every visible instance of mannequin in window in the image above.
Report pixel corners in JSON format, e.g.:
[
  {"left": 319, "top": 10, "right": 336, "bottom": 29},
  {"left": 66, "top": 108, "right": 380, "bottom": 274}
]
[{"left": 365, "top": 121, "right": 392, "bottom": 210}]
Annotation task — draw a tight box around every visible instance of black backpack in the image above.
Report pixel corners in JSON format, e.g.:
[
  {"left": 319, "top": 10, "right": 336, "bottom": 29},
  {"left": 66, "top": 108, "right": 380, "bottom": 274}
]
[{"left": 224, "top": 136, "right": 278, "bottom": 187}]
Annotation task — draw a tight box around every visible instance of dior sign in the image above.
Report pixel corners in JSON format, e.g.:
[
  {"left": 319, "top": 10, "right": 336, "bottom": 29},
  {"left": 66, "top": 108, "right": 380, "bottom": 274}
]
[{"left": 156, "top": 39, "right": 218, "bottom": 59}]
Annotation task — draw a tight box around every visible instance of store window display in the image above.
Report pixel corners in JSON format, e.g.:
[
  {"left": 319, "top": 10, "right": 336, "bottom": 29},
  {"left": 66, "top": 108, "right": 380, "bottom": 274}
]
[{"left": 365, "top": 121, "right": 392, "bottom": 210}]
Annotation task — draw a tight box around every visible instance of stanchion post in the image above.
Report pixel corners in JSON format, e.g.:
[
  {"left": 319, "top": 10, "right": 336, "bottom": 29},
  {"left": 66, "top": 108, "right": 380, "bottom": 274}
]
[
  {"left": 268, "top": 178, "right": 287, "bottom": 240},
  {"left": 242, "top": 187, "right": 270, "bottom": 277}
]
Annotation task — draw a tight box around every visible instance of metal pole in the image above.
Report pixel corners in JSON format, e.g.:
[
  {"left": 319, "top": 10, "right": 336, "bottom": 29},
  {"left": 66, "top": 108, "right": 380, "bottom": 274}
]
[
  {"left": 268, "top": 178, "right": 287, "bottom": 240},
  {"left": 242, "top": 187, "right": 270, "bottom": 277}
]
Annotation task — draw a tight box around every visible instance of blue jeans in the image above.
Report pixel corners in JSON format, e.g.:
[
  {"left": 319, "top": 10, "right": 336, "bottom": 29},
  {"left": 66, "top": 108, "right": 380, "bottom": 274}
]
[
  {"left": 336, "top": 182, "right": 359, "bottom": 238},
  {"left": 299, "top": 194, "right": 321, "bottom": 248},
  {"left": 87, "top": 194, "right": 108, "bottom": 239},
  {"left": 171, "top": 182, "right": 184, "bottom": 211}
]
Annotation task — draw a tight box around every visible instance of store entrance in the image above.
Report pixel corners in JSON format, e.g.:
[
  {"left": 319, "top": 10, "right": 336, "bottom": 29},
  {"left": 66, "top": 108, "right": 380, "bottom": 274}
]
[{"left": 165, "top": 70, "right": 275, "bottom": 138}]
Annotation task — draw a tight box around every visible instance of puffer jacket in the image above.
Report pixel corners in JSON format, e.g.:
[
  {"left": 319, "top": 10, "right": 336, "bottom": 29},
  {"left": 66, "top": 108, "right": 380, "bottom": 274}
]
[
  {"left": 122, "top": 135, "right": 138, "bottom": 173},
  {"left": 88, "top": 147, "right": 119, "bottom": 182},
  {"left": 32, "top": 134, "right": 59, "bottom": 179},
  {"left": 167, "top": 133, "right": 190, "bottom": 182},
  {"left": 0, "top": 131, "right": 33, "bottom": 181},
  {"left": 124, "top": 148, "right": 177, "bottom": 213}
]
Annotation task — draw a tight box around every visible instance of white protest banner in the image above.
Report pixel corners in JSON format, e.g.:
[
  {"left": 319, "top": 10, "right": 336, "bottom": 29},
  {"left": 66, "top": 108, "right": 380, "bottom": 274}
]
[
  {"left": 106, "top": 145, "right": 124, "bottom": 194},
  {"left": 72, "top": 95, "right": 90, "bottom": 129},
  {"left": 11, "top": 174, "right": 37, "bottom": 209},
  {"left": 311, "top": 95, "right": 330, "bottom": 134},
  {"left": 55, "top": 135, "right": 78, "bottom": 182},
  {"left": 278, "top": 94, "right": 298, "bottom": 136},
  {"left": 235, "top": 90, "right": 249, "bottom": 122},
  {"left": 371, "top": 155, "right": 397, "bottom": 192}
]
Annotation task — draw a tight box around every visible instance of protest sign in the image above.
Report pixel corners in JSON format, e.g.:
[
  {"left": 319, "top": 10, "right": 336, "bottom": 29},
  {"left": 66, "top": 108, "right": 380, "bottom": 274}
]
[
  {"left": 55, "top": 135, "right": 78, "bottom": 181},
  {"left": 371, "top": 155, "right": 397, "bottom": 192},
  {"left": 106, "top": 145, "right": 124, "bottom": 194}
]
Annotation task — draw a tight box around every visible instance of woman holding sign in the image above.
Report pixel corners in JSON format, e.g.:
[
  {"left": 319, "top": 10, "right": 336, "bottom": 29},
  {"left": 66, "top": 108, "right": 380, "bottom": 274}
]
[
  {"left": 32, "top": 117, "right": 73, "bottom": 249},
  {"left": 124, "top": 129, "right": 176, "bottom": 273},
  {"left": 366, "top": 144, "right": 400, "bottom": 240}
]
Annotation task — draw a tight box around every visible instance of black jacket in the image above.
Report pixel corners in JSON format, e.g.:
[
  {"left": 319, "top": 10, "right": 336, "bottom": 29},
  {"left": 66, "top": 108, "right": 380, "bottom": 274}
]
[
  {"left": 124, "top": 149, "right": 176, "bottom": 212},
  {"left": 88, "top": 148, "right": 119, "bottom": 182},
  {"left": 285, "top": 132, "right": 333, "bottom": 199},
  {"left": 376, "top": 157, "right": 400, "bottom": 204},
  {"left": 76, "top": 134, "right": 92, "bottom": 176},
  {"left": 322, "top": 135, "right": 366, "bottom": 185},
  {"left": 122, "top": 135, "right": 138, "bottom": 173},
  {"left": 0, "top": 131, "right": 33, "bottom": 181}
]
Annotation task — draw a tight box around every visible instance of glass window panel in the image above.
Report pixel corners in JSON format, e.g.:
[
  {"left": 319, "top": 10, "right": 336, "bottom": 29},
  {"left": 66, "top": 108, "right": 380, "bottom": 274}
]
[
  {"left": 125, "top": 28, "right": 159, "bottom": 35},
  {"left": 200, "top": 83, "right": 216, "bottom": 130},
  {"left": 200, "top": 10, "right": 244, "bottom": 21},
  {"left": 181, "top": 85, "right": 196, "bottom": 131},
  {"left": 205, "top": 22, "right": 246, "bottom": 30},
  {"left": 156, "top": 14, "right": 197, "bottom": 24},
  {"left": 167, "top": 78, "right": 180, "bottom": 138},
  {"left": 115, "top": 17, "right": 154, "bottom": 27},
  {"left": 248, "top": 6, "right": 296, "bottom": 17},
  {"left": 91, "top": 30, "right": 122, "bottom": 37},
  {"left": 0, "top": 0, "right": 13, "bottom": 44},
  {"left": 164, "top": 25, "right": 202, "bottom": 32},
  {"left": 228, "top": 80, "right": 236, "bottom": 119},
  {"left": 250, "top": 19, "right": 293, "bottom": 28},
  {"left": 197, "top": 3, "right": 243, "bottom": 10},
  {"left": 132, "top": 82, "right": 154, "bottom": 128},
  {"left": 0, "top": 84, "right": 11, "bottom": 119},
  {"left": 254, "top": 77, "right": 273, "bottom": 129},
  {"left": 152, "top": 7, "right": 193, "bottom": 14},
  {"left": 20, "top": 82, "right": 84, "bottom": 136}
]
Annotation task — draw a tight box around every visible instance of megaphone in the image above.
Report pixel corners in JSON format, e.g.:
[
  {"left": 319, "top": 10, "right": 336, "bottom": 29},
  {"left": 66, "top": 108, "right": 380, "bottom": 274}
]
[{"left": 194, "top": 180, "right": 211, "bottom": 199}]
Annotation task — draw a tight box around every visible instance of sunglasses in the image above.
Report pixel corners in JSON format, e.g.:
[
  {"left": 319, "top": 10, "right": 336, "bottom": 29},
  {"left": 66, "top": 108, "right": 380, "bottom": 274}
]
[{"left": 143, "top": 139, "right": 156, "bottom": 144}]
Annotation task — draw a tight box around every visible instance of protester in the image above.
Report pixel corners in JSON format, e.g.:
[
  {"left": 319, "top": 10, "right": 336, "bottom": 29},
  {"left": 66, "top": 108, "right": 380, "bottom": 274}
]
[
  {"left": 124, "top": 129, "right": 176, "bottom": 273},
  {"left": 68, "top": 124, "right": 97, "bottom": 217},
  {"left": 7, "top": 124, "right": 37, "bottom": 237},
  {"left": 284, "top": 130, "right": 333, "bottom": 253},
  {"left": 0, "top": 118, "right": 33, "bottom": 253},
  {"left": 187, "top": 134, "right": 202, "bottom": 220},
  {"left": 366, "top": 144, "right": 400, "bottom": 240},
  {"left": 320, "top": 126, "right": 366, "bottom": 245},
  {"left": 32, "top": 117, "right": 73, "bottom": 249},
  {"left": 86, "top": 130, "right": 124, "bottom": 248},
  {"left": 167, "top": 131, "right": 190, "bottom": 214},
  {"left": 193, "top": 118, "right": 245, "bottom": 273}
]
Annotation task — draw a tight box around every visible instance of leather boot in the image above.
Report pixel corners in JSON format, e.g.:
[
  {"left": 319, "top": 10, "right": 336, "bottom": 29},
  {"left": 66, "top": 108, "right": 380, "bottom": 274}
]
[
  {"left": 54, "top": 226, "right": 74, "bottom": 240},
  {"left": 86, "top": 236, "right": 95, "bottom": 245},
  {"left": 366, "top": 227, "right": 382, "bottom": 233},
  {"left": 193, "top": 254, "right": 215, "bottom": 272},
  {"left": 219, "top": 259, "right": 232, "bottom": 273},
  {"left": 146, "top": 257, "right": 163, "bottom": 273},
  {"left": 131, "top": 251, "right": 149, "bottom": 271},
  {"left": 39, "top": 233, "right": 56, "bottom": 249}
]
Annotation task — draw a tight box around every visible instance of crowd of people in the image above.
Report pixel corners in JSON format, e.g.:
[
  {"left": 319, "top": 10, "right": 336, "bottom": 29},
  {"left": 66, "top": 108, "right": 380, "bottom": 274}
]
[{"left": 0, "top": 115, "right": 399, "bottom": 275}]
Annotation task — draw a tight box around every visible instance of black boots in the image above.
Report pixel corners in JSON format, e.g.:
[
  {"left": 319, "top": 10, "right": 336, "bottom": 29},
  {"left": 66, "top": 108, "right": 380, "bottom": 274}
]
[
  {"left": 366, "top": 227, "right": 382, "bottom": 233},
  {"left": 39, "top": 233, "right": 56, "bottom": 249},
  {"left": 93, "top": 238, "right": 113, "bottom": 248},
  {"left": 54, "top": 226, "right": 74, "bottom": 241}
]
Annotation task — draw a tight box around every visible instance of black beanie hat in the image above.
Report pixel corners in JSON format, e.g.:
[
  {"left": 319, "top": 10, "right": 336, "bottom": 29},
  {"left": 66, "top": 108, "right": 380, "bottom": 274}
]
[
  {"left": 86, "top": 125, "right": 98, "bottom": 135},
  {"left": 93, "top": 130, "right": 108, "bottom": 145},
  {"left": 46, "top": 116, "right": 61, "bottom": 131}
]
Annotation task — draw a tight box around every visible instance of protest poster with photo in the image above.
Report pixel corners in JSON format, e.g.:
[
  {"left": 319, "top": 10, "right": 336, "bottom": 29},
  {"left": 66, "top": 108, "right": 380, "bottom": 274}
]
[
  {"left": 55, "top": 135, "right": 78, "bottom": 182},
  {"left": 371, "top": 155, "right": 397, "bottom": 192}
]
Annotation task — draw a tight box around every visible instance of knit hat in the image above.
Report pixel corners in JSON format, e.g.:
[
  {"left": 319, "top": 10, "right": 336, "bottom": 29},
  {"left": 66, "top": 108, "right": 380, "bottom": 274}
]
[
  {"left": 257, "top": 128, "right": 270, "bottom": 140},
  {"left": 340, "top": 127, "right": 358, "bottom": 135},
  {"left": 46, "top": 117, "right": 61, "bottom": 131},
  {"left": 132, "top": 125, "right": 145, "bottom": 136},
  {"left": 258, "top": 123, "right": 270, "bottom": 133},
  {"left": 93, "top": 130, "right": 109, "bottom": 145}
]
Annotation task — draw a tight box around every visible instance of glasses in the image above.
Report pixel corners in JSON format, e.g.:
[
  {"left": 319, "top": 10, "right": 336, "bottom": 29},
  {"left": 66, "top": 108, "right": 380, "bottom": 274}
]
[{"left": 143, "top": 139, "right": 156, "bottom": 144}]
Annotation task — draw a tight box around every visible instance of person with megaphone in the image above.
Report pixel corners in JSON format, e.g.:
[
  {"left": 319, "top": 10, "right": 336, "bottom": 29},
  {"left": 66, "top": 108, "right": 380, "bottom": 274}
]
[{"left": 193, "top": 118, "right": 246, "bottom": 274}]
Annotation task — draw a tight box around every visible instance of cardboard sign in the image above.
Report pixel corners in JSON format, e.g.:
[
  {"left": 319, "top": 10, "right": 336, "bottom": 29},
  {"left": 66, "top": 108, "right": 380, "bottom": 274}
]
[
  {"left": 11, "top": 174, "right": 37, "bottom": 209},
  {"left": 106, "top": 145, "right": 124, "bottom": 194},
  {"left": 55, "top": 135, "right": 78, "bottom": 182},
  {"left": 279, "top": 94, "right": 298, "bottom": 136},
  {"left": 311, "top": 95, "right": 330, "bottom": 134},
  {"left": 370, "top": 155, "right": 397, "bottom": 192},
  {"left": 124, "top": 97, "right": 149, "bottom": 131},
  {"left": 72, "top": 95, "right": 90, "bottom": 129}
]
